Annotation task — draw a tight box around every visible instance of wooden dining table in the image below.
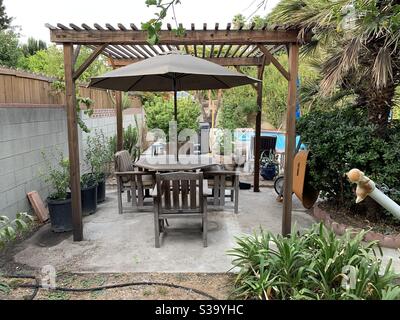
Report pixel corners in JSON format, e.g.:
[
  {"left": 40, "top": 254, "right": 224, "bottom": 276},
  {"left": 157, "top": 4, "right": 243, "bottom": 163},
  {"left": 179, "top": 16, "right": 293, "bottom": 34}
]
[{"left": 135, "top": 154, "right": 218, "bottom": 172}]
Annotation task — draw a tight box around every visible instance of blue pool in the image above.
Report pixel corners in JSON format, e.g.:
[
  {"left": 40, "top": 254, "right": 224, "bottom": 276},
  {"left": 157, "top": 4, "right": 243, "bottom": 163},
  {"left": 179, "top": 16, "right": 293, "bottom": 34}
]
[{"left": 234, "top": 130, "right": 303, "bottom": 152}]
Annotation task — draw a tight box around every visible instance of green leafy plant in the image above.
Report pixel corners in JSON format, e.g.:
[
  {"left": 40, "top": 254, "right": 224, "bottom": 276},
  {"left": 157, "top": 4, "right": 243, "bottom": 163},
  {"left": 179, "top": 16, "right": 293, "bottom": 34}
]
[
  {"left": 41, "top": 151, "right": 70, "bottom": 200},
  {"left": 85, "top": 130, "right": 114, "bottom": 181},
  {"left": 228, "top": 223, "right": 400, "bottom": 300},
  {"left": 0, "top": 213, "right": 34, "bottom": 249},
  {"left": 0, "top": 29, "right": 22, "bottom": 68},
  {"left": 144, "top": 96, "right": 201, "bottom": 137},
  {"left": 296, "top": 106, "right": 400, "bottom": 210},
  {"left": 80, "top": 172, "right": 97, "bottom": 189},
  {"left": 109, "top": 124, "right": 141, "bottom": 161},
  {"left": 142, "top": 0, "right": 184, "bottom": 45}
]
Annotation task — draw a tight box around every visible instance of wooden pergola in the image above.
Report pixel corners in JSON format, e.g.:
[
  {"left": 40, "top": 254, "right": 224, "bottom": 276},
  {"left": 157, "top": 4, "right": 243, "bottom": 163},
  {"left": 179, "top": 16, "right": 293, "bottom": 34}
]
[{"left": 47, "top": 22, "right": 311, "bottom": 241}]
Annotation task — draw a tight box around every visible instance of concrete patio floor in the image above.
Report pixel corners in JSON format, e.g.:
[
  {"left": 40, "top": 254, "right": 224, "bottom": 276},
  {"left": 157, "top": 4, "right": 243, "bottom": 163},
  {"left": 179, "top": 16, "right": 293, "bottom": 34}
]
[
  {"left": 12, "top": 187, "right": 400, "bottom": 274},
  {"left": 13, "top": 187, "right": 314, "bottom": 273}
]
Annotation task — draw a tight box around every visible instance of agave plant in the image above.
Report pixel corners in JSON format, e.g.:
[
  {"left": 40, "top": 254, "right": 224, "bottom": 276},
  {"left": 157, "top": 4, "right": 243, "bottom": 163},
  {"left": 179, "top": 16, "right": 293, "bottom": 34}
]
[{"left": 269, "top": 0, "right": 400, "bottom": 133}]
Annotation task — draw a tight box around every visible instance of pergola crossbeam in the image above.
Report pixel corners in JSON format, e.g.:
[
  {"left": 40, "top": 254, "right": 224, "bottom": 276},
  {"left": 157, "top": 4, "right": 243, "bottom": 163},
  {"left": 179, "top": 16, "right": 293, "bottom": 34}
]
[
  {"left": 50, "top": 29, "right": 305, "bottom": 45},
  {"left": 257, "top": 44, "right": 289, "bottom": 80},
  {"left": 73, "top": 44, "right": 106, "bottom": 81}
]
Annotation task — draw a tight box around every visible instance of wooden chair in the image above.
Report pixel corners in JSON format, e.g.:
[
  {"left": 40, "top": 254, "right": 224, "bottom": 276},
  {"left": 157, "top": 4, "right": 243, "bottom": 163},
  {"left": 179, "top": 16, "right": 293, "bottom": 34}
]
[
  {"left": 114, "top": 150, "right": 154, "bottom": 214},
  {"left": 152, "top": 172, "right": 208, "bottom": 248},
  {"left": 204, "top": 167, "right": 239, "bottom": 214}
]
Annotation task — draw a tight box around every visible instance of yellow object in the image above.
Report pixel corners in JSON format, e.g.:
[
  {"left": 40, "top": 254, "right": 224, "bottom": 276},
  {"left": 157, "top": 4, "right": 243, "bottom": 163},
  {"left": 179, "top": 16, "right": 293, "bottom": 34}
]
[{"left": 346, "top": 169, "right": 374, "bottom": 203}]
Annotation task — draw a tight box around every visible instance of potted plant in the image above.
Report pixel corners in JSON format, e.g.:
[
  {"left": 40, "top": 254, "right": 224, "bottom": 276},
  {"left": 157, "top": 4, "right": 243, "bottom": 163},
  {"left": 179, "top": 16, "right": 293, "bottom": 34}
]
[
  {"left": 80, "top": 172, "right": 98, "bottom": 216},
  {"left": 41, "top": 152, "right": 72, "bottom": 232},
  {"left": 85, "top": 130, "right": 113, "bottom": 203},
  {"left": 260, "top": 150, "right": 279, "bottom": 180}
]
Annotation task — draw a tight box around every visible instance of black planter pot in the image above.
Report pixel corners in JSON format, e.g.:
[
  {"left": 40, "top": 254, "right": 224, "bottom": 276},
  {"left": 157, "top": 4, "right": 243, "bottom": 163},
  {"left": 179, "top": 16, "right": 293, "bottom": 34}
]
[
  {"left": 81, "top": 183, "right": 98, "bottom": 216},
  {"left": 96, "top": 178, "right": 106, "bottom": 203},
  {"left": 261, "top": 164, "right": 277, "bottom": 180},
  {"left": 47, "top": 197, "right": 73, "bottom": 233}
]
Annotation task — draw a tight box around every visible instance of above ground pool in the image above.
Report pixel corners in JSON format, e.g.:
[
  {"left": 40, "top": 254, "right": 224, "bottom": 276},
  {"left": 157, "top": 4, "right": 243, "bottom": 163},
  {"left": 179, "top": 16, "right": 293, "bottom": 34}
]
[{"left": 234, "top": 130, "right": 304, "bottom": 152}]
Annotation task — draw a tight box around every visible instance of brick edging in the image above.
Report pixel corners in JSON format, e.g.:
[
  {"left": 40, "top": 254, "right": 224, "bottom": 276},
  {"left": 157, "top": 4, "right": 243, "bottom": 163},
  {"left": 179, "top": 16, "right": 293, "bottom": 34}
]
[{"left": 312, "top": 204, "right": 400, "bottom": 249}]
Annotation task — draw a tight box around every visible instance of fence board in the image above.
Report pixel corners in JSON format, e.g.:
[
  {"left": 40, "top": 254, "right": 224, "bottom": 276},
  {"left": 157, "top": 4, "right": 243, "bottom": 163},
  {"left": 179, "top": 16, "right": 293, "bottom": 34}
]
[
  {"left": 0, "top": 75, "right": 5, "bottom": 103},
  {"left": 0, "top": 68, "right": 124, "bottom": 110},
  {"left": 4, "top": 75, "right": 14, "bottom": 103}
]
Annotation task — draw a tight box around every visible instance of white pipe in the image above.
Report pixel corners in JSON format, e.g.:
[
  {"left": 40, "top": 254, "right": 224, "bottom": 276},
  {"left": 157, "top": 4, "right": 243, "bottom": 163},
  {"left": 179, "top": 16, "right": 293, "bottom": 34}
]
[
  {"left": 369, "top": 188, "right": 400, "bottom": 220},
  {"left": 346, "top": 169, "right": 400, "bottom": 219}
]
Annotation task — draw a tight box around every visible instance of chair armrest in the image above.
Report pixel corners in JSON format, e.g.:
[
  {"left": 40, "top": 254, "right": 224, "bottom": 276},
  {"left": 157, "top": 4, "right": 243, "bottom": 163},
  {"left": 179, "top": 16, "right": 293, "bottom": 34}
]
[
  {"left": 115, "top": 171, "right": 154, "bottom": 176},
  {"left": 203, "top": 170, "right": 239, "bottom": 175}
]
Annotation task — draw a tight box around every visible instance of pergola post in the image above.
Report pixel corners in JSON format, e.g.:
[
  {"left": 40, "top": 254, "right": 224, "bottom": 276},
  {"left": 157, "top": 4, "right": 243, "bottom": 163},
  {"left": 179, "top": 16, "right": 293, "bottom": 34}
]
[
  {"left": 282, "top": 43, "right": 299, "bottom": 236},
  {"left": 115, "top": 91, "right": 123, "bottom": 151},
  {"left": 253, "top": 63, "right": 265, "bottom": 192},
  {"left": 63, "top": 43, "right": 83, "bottom": 241}
]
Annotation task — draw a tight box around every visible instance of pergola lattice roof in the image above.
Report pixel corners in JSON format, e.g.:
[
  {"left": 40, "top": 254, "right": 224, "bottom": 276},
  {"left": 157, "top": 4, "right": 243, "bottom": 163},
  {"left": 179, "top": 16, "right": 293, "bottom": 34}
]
[{"left": 46, "top": 22, "right": 308, "bottom": 67}]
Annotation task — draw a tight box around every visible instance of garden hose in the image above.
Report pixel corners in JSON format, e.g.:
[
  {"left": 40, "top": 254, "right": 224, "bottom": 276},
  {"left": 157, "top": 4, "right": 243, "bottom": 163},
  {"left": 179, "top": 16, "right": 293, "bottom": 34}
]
[{"left": 2, "top": 274, "right": 218, "bottom": 300}]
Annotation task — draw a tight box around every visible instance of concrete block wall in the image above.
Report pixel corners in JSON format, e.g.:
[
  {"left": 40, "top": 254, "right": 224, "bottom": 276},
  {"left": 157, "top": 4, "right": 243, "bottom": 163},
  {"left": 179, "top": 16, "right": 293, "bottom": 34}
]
[{"left": 0, "top": 107, "right": 138, "bottom": 219}]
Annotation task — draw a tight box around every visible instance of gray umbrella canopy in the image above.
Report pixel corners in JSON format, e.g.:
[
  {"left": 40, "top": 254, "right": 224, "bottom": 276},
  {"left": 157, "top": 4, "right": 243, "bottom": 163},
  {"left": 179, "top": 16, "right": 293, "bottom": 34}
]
[
  {"left": 89, "top": 52, "right": 260, "bottom": 92},
  {"left": 89, "top": 52, "right": 260, "bottom": 159}
]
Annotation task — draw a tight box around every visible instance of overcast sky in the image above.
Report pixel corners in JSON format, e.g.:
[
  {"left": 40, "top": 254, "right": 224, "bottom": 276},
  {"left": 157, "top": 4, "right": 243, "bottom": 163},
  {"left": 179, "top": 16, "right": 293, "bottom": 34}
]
[{"left": 5, "top": 0, "right": 280, "bottom": 43}]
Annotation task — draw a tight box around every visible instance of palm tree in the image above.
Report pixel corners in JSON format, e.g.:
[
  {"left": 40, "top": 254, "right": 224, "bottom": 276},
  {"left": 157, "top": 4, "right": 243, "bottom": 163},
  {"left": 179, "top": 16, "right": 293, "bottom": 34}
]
[{"left": 270, "top": 0, "right": 400, "bottom": 133}]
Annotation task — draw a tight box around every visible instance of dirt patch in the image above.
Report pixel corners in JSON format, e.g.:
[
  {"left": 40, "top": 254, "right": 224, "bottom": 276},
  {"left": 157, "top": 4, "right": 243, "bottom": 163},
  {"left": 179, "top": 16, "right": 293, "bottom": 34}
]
[
  {"left": 319, "top": 202, "right": 400, "bottom": 235},
  {"left": 0, "top": 272, "right": 235, "bottom": 300}
]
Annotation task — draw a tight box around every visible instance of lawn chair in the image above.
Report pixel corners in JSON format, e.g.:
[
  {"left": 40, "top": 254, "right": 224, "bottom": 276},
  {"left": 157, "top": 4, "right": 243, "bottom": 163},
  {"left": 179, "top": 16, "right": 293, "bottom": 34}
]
[
  {"left": 203, "top": 165, "right": 239, "bottom": 214},
  {"left": 114, "top": 150, "right": 154, "bottom": 214},
  {"left": 152, "top": 172, "right": 208, "bottom": 248}
]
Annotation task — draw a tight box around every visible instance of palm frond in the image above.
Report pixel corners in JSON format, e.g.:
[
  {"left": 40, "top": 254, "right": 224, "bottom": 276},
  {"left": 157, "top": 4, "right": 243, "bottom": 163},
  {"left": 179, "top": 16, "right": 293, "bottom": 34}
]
[
  {"left": 373, "top": 46, "right": 393, "bottom": 88},
  {"left": 320, "top": 37, "right": 362, "bottom": 95}
]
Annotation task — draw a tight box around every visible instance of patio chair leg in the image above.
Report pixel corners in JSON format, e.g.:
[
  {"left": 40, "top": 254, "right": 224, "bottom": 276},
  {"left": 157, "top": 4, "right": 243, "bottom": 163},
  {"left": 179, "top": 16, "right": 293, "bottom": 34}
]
[
  {"left": 131, "top": 180, "right": 137, "bottom": 208},
  {"left": 234, "top": 180, "right": 239, "bottom": 214},
  {"left": 127, "top": 189, "right": 131, "bottom": 203},
  {"left": 117, "top": 177, "right": 123, "bottom": 215},
  {"left": 154, "top": 201, "right": 160, "bottom": 248},
  {"left": 230, "top": 190, "right": 234, "bottom": 201},
  {"left": 203, "top": 203, "right": 208, "bottom": 247}
]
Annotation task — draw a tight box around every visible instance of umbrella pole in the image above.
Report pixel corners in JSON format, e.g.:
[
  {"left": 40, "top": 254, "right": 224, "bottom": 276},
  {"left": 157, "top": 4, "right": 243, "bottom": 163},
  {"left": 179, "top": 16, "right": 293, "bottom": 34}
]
[{"left": 173, "top": 78, "right": 178, "bottom": 160}]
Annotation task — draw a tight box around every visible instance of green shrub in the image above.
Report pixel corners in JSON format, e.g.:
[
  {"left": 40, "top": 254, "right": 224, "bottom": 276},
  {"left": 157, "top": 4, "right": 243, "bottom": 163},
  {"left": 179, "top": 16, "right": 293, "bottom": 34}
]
[
  {"left": 85, "top": 130, "right": 113, "bottom": 181},
  {"left": 143, "top": 96, "right": 201, "bottom": 136},
  {"left": 41, "top": 151, "right": 70, "bottom": 200},
  {"left": 229, "top": 223, "right": 400, "bottom": 300},
  {"left": 109, "top": 124, "right": 141, "bottom": 161},
  {"left": 219, "top": 84, "right": 257, "bottom": 130},
  {"left": 296, "top": 107, "right": 400, "bottom": 208}
]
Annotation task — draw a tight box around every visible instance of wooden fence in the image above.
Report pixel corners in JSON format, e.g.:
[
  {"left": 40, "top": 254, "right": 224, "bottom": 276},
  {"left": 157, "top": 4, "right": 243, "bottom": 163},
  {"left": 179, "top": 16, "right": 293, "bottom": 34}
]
[{"left": 0, "top": 67, "right": 116, "bottom": 109}]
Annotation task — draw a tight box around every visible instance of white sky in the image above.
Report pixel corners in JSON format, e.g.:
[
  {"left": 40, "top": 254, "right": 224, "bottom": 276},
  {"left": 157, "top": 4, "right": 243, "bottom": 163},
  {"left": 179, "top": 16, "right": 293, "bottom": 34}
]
[{"left": 4, "top": 0, "right": 280, "bottom": 43}]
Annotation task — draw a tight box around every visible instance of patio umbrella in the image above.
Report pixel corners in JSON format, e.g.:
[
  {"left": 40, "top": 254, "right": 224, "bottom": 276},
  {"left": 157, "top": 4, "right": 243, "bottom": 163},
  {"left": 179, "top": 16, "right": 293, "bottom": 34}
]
[{"left": 89, "top": 52, "right": 259, "bottom": 120}]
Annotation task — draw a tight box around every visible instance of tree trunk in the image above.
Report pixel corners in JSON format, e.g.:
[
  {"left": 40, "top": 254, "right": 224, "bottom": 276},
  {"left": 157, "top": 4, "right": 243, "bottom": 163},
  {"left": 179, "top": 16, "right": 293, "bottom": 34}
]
[{"left": 356, "top": 83, "right": 395, "bottom": 135}]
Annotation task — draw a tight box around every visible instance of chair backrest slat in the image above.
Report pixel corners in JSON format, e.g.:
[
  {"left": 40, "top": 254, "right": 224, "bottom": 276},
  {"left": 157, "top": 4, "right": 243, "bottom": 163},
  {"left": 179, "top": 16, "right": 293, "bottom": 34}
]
[
  {"left": 172, "top": 180, "right": 180, "bottom": 209},
  {"left": 163, "top": 180, "right": 171, "bottom": 209},
  {"left": 190, "top": 179, "right": 197, "bottom": 209},
  {"left": 156, "top": 172, "right": 203, "bottom": 214},
  {"left": 181, "top": 180, "right": 189, "bottom": 209}
]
